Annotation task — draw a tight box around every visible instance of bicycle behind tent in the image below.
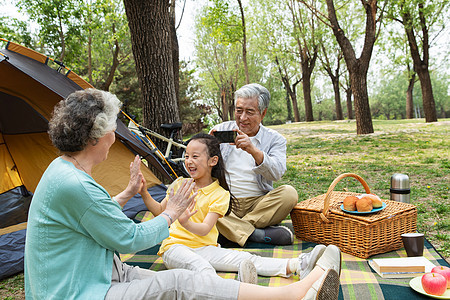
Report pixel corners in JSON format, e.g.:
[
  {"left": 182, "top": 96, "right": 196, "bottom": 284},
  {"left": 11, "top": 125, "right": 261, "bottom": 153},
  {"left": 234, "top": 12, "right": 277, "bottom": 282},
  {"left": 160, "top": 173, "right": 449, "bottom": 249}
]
[{"left": 121, "top": 110, "right": 189, "bottom": 180}]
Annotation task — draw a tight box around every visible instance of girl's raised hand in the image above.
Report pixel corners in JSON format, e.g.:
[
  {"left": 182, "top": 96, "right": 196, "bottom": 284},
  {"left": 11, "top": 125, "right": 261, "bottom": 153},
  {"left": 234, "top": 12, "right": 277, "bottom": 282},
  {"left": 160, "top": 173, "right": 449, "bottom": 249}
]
[
  {"left": 177, "top": 199, "right": 198, "bottom": 225},
  {"left": 164, "top": 178, "right": 197, "bottom": 221}
]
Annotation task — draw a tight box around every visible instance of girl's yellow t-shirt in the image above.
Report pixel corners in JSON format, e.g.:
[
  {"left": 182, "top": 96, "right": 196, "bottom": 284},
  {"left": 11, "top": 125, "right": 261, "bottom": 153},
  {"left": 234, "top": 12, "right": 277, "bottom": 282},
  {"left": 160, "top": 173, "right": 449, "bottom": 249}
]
[{"left": 158, "top": 177, "right": 230, "bottom": 256}]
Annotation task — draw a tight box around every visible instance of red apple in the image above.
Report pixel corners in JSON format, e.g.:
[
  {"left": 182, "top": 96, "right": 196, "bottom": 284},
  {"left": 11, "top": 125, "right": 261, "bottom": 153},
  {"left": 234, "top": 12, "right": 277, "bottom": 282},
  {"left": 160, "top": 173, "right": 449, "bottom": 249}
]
[
  {"left": 422, "top": 272, "right": 447, "bottom": 296},
  {"left": 432, "top": 266, "right": 450, "bottom": 288}
]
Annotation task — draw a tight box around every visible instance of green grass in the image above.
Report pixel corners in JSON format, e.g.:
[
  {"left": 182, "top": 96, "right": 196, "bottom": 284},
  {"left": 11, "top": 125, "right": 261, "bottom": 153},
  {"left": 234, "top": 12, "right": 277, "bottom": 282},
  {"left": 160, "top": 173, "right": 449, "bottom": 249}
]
[
  {"left": 273, "top": 118, "right": 450, "bottom": 261},
  {"left": 0, "top": 273, "right": 24, "bottom": 300},
  {"left": 1, "top": 118, "right": 449, "bottom": 298}
]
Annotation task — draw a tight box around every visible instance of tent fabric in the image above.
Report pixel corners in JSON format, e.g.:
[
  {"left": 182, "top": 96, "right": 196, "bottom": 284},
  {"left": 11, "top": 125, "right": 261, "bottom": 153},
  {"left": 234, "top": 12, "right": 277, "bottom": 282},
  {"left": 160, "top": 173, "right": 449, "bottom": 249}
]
[
  {"left": 0, "top": 48, "right": 83, "bottom": 120},
  {"left": 0, "top": 229, "right": 26, "bottom": 280},
  {"left": 0, "top": 186, "right": 31, "bottom": 229},
  {"left": 0, "top": 133, "right": 22, "bottom": 193},
  {"left": 0, "top": 92, "right": 48, "bottom": 135},
  {"left": 0, "top": 40, "right": 174, "bottom": 279},
  {"left": 4, "top": 132, "right": 59, "bottom": 193},
  {"left": 92, "top": 140, "right": 161, "bottom": 196}
]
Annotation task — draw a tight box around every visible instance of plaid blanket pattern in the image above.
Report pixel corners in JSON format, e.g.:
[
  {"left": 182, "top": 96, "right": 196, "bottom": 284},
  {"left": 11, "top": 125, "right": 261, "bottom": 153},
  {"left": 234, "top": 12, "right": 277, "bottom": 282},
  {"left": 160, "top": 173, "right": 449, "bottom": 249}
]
[{"left": 120, "top": 212, "right": 449, "bottom": 300}]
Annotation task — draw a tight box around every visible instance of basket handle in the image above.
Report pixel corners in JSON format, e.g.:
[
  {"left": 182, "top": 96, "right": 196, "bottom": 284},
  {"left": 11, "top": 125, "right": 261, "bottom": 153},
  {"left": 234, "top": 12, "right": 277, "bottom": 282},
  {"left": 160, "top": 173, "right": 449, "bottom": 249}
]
[{"left": 319, "top": 173, "right": 371, "bottom": 223}]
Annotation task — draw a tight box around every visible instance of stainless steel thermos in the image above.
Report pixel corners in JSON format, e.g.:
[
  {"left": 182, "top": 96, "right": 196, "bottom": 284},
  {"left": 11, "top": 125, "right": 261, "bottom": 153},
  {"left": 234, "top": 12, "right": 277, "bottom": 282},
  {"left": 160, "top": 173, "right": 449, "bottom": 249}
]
[{"left": 390, "top": 173, "right": 410, "bottom": 203}]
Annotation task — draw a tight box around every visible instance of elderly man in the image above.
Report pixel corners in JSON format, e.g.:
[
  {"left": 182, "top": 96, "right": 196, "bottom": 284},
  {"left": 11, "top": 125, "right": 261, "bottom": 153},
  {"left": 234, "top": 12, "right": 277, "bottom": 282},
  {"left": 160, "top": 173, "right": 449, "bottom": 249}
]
[{"left": 211, "top": 83, "right": 298, "bottom": 246}]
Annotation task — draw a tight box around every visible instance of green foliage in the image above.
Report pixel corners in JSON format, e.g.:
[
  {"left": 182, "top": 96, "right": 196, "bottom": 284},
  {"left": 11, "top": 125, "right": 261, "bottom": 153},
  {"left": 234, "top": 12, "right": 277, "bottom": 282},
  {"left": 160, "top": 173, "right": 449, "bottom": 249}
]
[
  {"left": 178, "top": 60, "right": 212, "bottom": 135},
  {"left": 370, "top": 69, "right": 450, "bottom": 119},
  {"left": 17, "top": 0, "right": 85, "bottom": 62},
  {"left": 0, "top": 16, "right": 34, "bottom": 47},
  {"left": 5, "top": 0, "right": 140, "bottom": 114},
  {"left": 83, "top": 0, "right": 132, "bottom": 88},
  {"left": 194, "top": 3, "right": 251, "bottom": 121},
  {"left": 386, "top": 0, "right": 448, "bottom": 33},
  {"left": 201, "top": 0, "right": 243, "bottom": 45}
]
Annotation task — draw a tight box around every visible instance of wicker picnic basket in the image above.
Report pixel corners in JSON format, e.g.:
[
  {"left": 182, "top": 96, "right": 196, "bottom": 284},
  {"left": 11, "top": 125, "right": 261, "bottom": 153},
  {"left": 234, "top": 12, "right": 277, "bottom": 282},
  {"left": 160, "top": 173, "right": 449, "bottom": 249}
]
[{"left": 290, "top": 173, "right": 417, "bottom": 259}]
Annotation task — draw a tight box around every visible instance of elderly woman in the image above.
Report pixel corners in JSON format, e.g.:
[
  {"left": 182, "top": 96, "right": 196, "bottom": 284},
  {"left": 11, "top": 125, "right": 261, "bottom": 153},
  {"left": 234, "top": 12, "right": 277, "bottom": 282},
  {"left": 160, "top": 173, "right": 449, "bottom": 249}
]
[{"left": 25, "top": 89, "right": 341, "bottom": 300}]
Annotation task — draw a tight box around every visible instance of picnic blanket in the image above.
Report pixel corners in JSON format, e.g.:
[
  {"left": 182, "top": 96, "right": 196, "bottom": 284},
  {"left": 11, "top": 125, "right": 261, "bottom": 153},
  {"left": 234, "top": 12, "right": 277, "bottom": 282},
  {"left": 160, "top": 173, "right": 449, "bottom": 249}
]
[{"left": 120, "top": 211, "right": 450, "bottom": 300}]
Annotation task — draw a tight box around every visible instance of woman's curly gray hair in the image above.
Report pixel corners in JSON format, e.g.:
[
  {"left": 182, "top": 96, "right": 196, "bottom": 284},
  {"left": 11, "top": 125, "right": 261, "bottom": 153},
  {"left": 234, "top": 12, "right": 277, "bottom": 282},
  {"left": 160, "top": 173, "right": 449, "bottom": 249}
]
[{"left": 48, "top": 88, "right": 121, "bottom": 152}]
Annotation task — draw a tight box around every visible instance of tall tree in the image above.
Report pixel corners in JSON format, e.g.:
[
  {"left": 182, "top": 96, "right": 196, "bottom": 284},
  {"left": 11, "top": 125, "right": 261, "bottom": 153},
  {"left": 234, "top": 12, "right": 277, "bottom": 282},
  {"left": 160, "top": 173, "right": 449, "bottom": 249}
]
[
  {"left": 378, "top": 17, "right": 417, "bottom": 119},
  {"left": 178, "top": 61, "right": 212, "bottom": 135},
  {"left": 325, "top": 0, "right": 379, "bottom": 133},
  {"left": 387, "top": 0, "right": 446, "bottom": 122},
  {"left": 288, "top": 0, "right": 320, "bottom": 122},
  {"left": 236, "top": 0, "right": 249, "bottom": 84},
  {"left": 88, "top": 0, "right": 130, "bottom": 91},
  {"left": 202, "top": 0, "right": 249, "bottom": 84},
  {"left": 197, "top": 2, "right": 245, "bottom": 121},
  {"left": 405, "top": 64, "right": 416, "bottom": 119},
  {"left": 300, "top": 0, "right": 380, "bottom": 133},
  {"left": 342, "top": 77, "right": 353, "bottom": 119},
  {"left": 275, "top": 56, "right": 302, "bottom": 122},
  {"left": 252, "top": 0, "right": 302, "bottom": 122},
  {"left": 318, "top": 32, "right": 344, "bottom": 120},
  {"left": 170, "top": 0, "right": 180, "bottom": 106},
  {"left": 123, "top": 0, "right": 180, "bottom": 145}
]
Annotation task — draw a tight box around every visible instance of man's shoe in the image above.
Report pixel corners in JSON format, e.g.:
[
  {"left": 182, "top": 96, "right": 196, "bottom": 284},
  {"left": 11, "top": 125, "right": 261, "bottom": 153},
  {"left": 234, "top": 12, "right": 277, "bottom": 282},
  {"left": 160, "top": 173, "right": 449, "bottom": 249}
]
[
  {"left": 262, "top": 225, "right": 294, "bottom": 245},
  {"left": 295, "top": 244, "right": 326, "bottom": 279},
  {"left": 237, "top": 259, "right": 258, "bottom": 284},
  {"left": 315, "top": 245, "right": 342, "bottom": 276},
  {"left": 303, "top": 269, "right": 340, "bottom": 300}
]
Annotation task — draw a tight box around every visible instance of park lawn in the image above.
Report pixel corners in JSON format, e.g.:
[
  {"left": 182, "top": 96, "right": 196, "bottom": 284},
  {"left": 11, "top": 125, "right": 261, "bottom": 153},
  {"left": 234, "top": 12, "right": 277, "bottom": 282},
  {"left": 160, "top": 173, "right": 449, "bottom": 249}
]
[
  {"left": 1, "top": 118, "right": 449, "bottom": 299},
  {"left": 273, "top": 118, "right": 449, "bottom": 261}
]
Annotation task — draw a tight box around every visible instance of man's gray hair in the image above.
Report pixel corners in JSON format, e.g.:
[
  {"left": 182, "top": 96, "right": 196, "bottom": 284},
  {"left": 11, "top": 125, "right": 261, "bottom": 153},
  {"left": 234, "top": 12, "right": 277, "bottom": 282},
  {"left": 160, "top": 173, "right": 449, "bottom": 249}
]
[{"left": 234, "top": 83, "right": 270, "bottom": 113}]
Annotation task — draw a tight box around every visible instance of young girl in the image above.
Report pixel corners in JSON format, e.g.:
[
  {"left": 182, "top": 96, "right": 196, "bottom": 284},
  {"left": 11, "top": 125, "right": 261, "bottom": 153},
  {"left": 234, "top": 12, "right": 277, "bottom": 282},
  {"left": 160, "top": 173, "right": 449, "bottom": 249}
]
[{"left": 141, "top": 132, "right": 333, "bottom": 283}]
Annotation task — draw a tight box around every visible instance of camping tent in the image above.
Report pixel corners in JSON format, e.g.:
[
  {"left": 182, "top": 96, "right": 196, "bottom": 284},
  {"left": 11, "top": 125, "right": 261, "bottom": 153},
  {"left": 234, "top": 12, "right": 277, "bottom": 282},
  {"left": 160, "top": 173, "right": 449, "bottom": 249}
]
[{"left": 0, "top": 40, "right": 170, "bottom": 279}]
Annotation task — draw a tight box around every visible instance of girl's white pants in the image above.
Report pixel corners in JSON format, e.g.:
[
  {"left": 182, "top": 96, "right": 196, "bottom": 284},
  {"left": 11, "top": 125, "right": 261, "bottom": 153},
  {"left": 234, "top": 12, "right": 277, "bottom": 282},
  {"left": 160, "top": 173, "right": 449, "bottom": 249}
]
[{"left": 162, "top": 244, "right": 290, "bottom": 277}]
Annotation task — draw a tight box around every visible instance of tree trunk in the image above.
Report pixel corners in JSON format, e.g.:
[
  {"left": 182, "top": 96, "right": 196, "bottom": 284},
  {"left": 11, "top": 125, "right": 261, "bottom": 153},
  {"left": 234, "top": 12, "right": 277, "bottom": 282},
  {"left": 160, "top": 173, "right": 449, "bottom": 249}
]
[
  {"left": 350, "top": 70, "right": 373, "bottom": 134},
  {"left": 286, "top": 91, "right": 293, "bottom": 121},
  {"left": 416, "top": 68, "right": 437, "bottom": 122},
  {"left": 123, "top": 0, "right": 179, "bottom": 149},
  {"left": 237, "top": 0, "right": 249, "bottom": 84},
  {"left": 323, "top": 57, "right": 343, "bottom": 120},
  {"left": 102, "top": 24, "right": 120, "bottom": 91},
  {"left": 87, "top": 31, "right": 93, "bottom": 84},
  {"left": 289, "top": 83, "right": 300, "bottom": 122},
  {"left": 301, "top": 48, "right": 317, "bottom": 122},
  {"left": 345, "top": 85, "right": 353, "bottom": 119},
  {"left": 221, "top": 89, "right": 229, "bottom": 121},
  {"left": 326, "top": 0, "right": 374, "bottom": 134},
  {"left": 229, "top": 81, "right": 236, "bottom": 120},
  {"left": 320, "top": 44, "right": 343, "bottom": 120},
  {"left": 406, "top": 72, "right": 415, "bottom": 119},
  {"left": 170, "top": 0, "right": 180, "bottom": 108},
  {"left": 332, "top": 79, "right": 343, "bottom": 120},
  {"left": 303, "top": 73, "right": 313, "bottom": 122},
  {"left": 402, "top": 3, "right": 437, "bottom": 122},
  {"left": 87, "top": 7, "right": 93, "bottom": 84},
  {"left": 275, "top": 56, "right": 300, "bottom": 122}
]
